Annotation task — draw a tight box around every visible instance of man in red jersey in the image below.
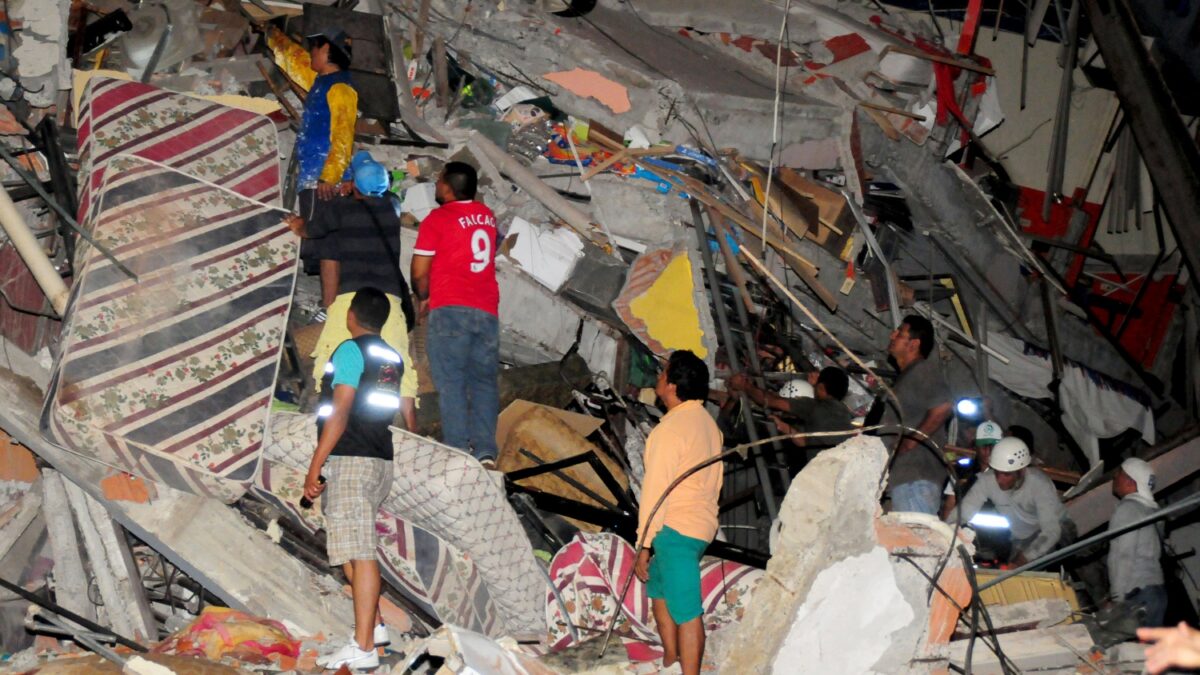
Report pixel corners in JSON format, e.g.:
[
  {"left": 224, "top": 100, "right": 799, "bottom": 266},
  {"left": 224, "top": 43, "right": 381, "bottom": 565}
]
[{"left": 410, "top": 162, "right": 501, "bottom": 466}]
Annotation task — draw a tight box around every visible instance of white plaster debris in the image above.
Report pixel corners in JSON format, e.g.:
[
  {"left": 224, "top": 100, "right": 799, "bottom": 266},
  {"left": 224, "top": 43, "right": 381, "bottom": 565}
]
[{"left": 771, "top": 546, "right": 916, "bottom": 674}]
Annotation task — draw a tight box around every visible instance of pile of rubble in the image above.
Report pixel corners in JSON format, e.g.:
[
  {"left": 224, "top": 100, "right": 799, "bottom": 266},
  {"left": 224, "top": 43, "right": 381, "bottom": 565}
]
[{"left": 0, "top": 0, "right": 1192, "bottom": 672}]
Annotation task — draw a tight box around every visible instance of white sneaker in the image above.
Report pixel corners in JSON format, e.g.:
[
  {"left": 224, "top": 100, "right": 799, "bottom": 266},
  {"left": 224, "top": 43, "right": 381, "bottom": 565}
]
[
  {"left": 374, "top": 623, "right": 390, "bottom": 647},
  {"left": 317, "top": 641, "right": 379, "bottom": 671}
]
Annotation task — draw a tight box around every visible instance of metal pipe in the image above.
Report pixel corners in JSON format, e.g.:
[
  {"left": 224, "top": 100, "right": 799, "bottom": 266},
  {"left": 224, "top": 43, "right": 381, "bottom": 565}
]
[
  {"left": 690, "top": 199, "right": 779, "bottom": 524},
  {"left": 0, "top": 145, "right": 138, "bottom": 281},
  {"left": 703, "top": 204, "right": 790, "bottom": 492},
  {"left": 0, "top": 575, "right": 147, "bottom": 652},
  {"left": 978, "top": 491, "right": 1200, "bottom": 591},
  {"left": 0, "top": 186, "right": 69, "bottom": 315}
]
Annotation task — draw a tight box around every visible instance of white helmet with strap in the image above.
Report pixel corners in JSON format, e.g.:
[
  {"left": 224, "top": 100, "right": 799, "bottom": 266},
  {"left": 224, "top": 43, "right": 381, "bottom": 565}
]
[
  {"left": 778, "top": 378, "right": 814, "bottom": 399},
  {"left": 989, "top": 437, "right": 1031, "bottom": 472}
]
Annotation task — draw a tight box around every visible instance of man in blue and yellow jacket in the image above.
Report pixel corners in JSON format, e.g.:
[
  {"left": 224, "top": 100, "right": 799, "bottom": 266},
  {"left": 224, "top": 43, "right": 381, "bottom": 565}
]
[{"left": 266, "top": 25, "right": 359, "bottom": 304}]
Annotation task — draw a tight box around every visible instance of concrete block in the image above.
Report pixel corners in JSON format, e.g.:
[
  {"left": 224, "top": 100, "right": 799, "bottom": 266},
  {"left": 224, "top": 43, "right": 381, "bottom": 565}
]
[
  {"left": 953, "top": 599, "right": 1074, "bottom": 638},
  {"left": 947, "top": 624, "right": 1096, "bottom": 674}
]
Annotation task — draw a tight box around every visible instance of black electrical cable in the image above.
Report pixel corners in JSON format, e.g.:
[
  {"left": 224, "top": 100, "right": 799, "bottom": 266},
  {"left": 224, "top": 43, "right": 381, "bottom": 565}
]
[
  {"left": 958, "top": 545, "right": 1018, "bottom": 675},
  {"left": 892, "top": 553, "right": 1011, "bottom": 670},
  {"left": 0, "top": 575, "right": 148, "bottom": 652}
]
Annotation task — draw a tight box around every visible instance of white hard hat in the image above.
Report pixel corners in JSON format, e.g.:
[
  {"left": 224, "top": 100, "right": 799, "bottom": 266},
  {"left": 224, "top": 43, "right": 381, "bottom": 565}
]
[
  {"left": 1120, "top": 458, "right": 1156, "bottom": 503},
  {"left": 989, "top": 437, "right": 1031, "bottom": 472},
  {"left": 778, "top": 378, "right": 814, "bottom": 399},
  {"left": 975, "top": 420, "right": 1003, "bottom": 445}
]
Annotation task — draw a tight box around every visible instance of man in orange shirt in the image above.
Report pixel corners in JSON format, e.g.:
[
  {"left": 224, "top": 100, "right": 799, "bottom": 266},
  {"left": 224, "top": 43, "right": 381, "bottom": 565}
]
[{"left": 633, "top": 350, "right": 724, "bottom": 675}]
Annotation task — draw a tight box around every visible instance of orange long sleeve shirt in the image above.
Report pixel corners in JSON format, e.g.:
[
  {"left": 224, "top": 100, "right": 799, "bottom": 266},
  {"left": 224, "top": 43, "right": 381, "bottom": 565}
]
[{"left": 637, "top": 400, "right": 724, "bottom": 547}]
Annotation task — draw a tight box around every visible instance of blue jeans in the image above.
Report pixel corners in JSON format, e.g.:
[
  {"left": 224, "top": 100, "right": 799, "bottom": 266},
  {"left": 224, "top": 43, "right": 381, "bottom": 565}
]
[
  {"left": 1123, "top": 585, "right": 1168, "bottom": 627},
  {"left": 891, "top": 480, "right": 943, "bottom": 515},
  {"left": 426, "top": 306, "right": 500, "bottom": 462}
]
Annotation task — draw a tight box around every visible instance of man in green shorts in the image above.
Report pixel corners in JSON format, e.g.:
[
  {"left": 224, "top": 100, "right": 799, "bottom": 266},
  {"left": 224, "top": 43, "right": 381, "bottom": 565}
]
[{"left": 634, "top": 350, "right": 724, "bottom": 675}]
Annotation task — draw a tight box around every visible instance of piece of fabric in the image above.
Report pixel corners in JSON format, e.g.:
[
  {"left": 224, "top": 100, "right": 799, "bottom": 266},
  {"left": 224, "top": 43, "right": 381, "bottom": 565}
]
[
  {"left": 155, "top": 607, "right": 300, "bottom": 663},
  {"left": 1107, "top": 496, "right": 1164, "bottom": 600},
  {"left": 311, "top": 292, "right": 418, "bottom": 400},
  {"left": 544, "top": 532, "right": 762, "bottom": 658},
  {"left": 252, "top": 451, "right": 502, "bottom": 635},
  {"left": 954, "top": 468, "right": 1070, "bottom": 561},
  {"left": 890, "top": 479, "right": 942, "bottom": 515},
  {"left": 638, "top": 400, "right": 724, "bottom": 546},
  {"left": 1121, "top": 584, "right": 1168, "bottom": 628},
  {"left": 646, "top": 526, "right": 708, "bottom": 624},
  {"left": 304, "top": 194, "right": 412, "bottom": 309},
  {"left": 266, "top": 28, "right": 356, "bottom": 190},
  {"left": 883, "top": 355, "right": 954, "bottom": 492},
  {"left": 413, "top": 200, "right": 500, "bottom": 315},
  {"left": 43, "top": 156, "right": 295, "bottom": 502},
  {"left": 324, "top": 455, "right": 392, "bottom": 566},
  {"left": 986, "top": 332, "right": 1154, "bottom": 468},
  {"left": 1121, "top": 457, "right": 1158, "bottom": 506},
  {"left": 426, "top": 306, "right": 500, "bottom": 461},
  {"left": 75, "top": 77, "right": 279, "bottom": 228}
]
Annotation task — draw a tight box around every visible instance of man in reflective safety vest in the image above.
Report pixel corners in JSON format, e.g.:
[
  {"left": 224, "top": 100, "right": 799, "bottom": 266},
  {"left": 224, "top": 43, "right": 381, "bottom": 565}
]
[{"left": 305, "top": 287, "right": 400, "bottom": 671}]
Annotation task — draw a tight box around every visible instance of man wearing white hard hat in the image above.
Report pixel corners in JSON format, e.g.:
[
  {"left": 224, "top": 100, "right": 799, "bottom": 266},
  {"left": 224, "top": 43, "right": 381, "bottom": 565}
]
[
  {"left": 949, "top": 437, "right": 1072, "bottom": 565},
  {"left": 729, "top": 367, "right": 854, "bottom": 475},
  {"left": 1107, "top": 458, "right": 1167, "bottom": 626}
]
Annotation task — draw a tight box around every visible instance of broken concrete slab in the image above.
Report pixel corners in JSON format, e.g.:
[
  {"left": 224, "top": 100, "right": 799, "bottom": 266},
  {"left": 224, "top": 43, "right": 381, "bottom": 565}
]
[
  {"left": 953, "top": 598, "right": 1074, "bottom": 638},
  {"left": 62, "top": 479, "right": 157, "bottom": 642},
  {"left": 40, "top": 470, "right": 93, "bottom": 623},
  {"left": 947, "top": 623, "right": 1097, "bottom": 674},
  {"left": 719, "top": 435, "right": 888, "bottom": 674},
  {"left": 771, "top": 546, "right": 915, "bottom": 673},
  {"left": 0, "top": 347, "right": 354, "bottom": 638}
]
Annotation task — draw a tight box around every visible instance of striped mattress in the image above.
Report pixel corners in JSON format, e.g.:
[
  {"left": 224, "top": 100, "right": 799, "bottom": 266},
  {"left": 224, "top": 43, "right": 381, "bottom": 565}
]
[{"left": 41, "top": 154, "right": 296, "bottom": 502}]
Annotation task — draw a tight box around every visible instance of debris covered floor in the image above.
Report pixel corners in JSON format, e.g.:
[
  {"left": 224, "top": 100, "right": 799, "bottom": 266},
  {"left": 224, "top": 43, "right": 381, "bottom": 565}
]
[{"left": 0, "top": 0, "right": 1195, "bottom": 672}]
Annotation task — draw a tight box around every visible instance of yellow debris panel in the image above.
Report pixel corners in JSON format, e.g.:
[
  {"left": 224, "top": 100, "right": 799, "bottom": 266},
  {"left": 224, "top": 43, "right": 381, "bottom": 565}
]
[
  {"left": 974, "top": 569, "right": 1081, "bottom": 617},
  {"left": 627, "top": 253, "right": 708, "bottom": 358}
]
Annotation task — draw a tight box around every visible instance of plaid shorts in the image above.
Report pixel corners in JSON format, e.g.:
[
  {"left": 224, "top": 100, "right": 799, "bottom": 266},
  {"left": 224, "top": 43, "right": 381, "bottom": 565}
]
[{"left": 324, "top": 456, "right": 392, "bottom": 566}]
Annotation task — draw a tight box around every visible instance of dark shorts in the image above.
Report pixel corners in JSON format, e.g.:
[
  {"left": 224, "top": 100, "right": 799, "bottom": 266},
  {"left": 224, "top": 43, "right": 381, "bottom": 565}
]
[{"left": 646, "top": 526, "right": 708, "bottom": 624}]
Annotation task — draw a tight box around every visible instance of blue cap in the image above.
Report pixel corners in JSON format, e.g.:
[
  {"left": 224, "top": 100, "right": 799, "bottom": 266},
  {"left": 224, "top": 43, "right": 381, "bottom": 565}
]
[{"left": 351, "top": 150, "right": 389, "bottom": 196}]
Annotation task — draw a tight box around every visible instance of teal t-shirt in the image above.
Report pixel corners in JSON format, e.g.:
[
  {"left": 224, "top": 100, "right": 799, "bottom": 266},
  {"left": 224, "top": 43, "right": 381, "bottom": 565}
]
[{"left": 330, "top": 341, "right": 364, "bottom": 389}]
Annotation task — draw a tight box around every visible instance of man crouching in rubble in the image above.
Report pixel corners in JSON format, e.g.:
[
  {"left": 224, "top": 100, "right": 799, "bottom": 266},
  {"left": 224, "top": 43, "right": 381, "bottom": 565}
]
[
  {"left": 304, "top": 288, "right": 401, "bottom": 671},
  {"left": 949, "top": 437, "right": 1074, "bottom": 566},
  {"left": 634, "top": 350, "right": 723, "bottom": 675}
]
